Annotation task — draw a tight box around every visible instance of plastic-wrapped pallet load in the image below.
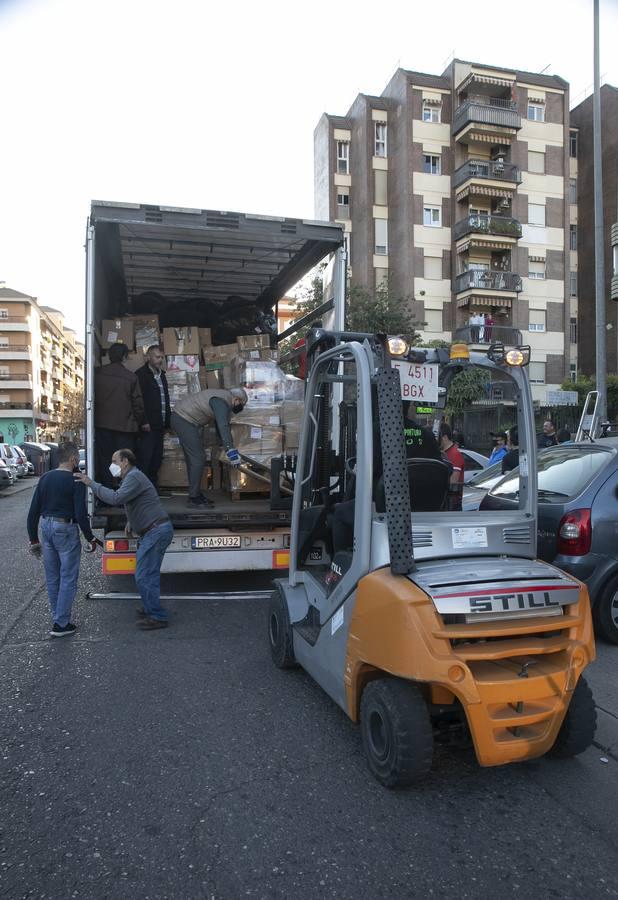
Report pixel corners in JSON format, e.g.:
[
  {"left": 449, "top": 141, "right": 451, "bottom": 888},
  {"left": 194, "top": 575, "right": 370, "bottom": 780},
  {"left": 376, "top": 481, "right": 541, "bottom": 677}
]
[
  {"left": 231, "top": 358, "right": 287, "bottom": 405},
  {"left": 158, "top": 433, "right": 187, "bottom": 488},
  {"left": 222, "top": 403, "right": 284, "bottom": 496},
  {"left": 166, "top": 356, "right": 201, "bottom": 406}
]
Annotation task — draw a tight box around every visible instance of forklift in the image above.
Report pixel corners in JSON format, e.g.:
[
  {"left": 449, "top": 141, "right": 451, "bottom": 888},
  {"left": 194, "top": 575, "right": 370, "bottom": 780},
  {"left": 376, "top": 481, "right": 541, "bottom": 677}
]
[{"left": 268, "top": 330, "right": 597, "bottom": 787}]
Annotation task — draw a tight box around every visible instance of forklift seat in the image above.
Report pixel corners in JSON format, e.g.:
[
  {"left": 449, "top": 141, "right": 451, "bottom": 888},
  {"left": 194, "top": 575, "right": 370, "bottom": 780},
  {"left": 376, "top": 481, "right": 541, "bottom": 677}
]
[{"left": 374, "top": 458, "right": 450, "bottom": 513}]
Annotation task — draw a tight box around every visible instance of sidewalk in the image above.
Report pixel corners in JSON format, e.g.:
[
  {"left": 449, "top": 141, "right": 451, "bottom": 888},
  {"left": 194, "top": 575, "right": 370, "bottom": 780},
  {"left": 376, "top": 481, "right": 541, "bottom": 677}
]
[{"left": 0, "top": 476, "right": 38, "bottom": 497}]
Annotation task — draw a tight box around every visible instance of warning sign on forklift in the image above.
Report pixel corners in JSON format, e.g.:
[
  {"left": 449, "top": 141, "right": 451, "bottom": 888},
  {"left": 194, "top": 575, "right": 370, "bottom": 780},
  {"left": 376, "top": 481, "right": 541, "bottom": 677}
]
[{"left": 392, "top": 362, "right": 439, "bottom": 403}]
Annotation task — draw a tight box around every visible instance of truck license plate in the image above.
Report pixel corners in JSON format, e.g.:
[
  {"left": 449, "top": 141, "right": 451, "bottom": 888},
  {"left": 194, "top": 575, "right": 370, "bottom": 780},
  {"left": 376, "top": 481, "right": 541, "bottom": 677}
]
[{"left": 191, "top": 535, "right": 241, "bottom": 549}]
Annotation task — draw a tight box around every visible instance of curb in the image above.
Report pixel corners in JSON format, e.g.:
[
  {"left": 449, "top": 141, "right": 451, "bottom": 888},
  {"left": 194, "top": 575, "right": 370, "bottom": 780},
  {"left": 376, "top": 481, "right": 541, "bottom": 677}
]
[{"left": 0, "top": 478, "right": 38, "bottom": 497}]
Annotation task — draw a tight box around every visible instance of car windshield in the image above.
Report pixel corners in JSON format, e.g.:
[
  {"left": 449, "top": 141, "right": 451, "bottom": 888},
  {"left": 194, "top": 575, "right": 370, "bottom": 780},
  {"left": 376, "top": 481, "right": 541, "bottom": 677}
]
[
  {"left": 490, "top": 445, "right": 613, "bottom": 502},
  {"left": 467, "top": 459, "right": 505, "bottom": 488}
]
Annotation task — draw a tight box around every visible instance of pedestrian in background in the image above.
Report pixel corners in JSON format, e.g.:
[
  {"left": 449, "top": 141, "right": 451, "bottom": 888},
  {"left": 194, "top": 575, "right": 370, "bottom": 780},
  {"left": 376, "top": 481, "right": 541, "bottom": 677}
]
[
  {"left": 136, "top": 344, "right": 171, "bottom": 487},
  {"left": 502, "top": 427, "right": 520, "bottom": 473},
  {"left": 488, "top": 431, "right": 508, "bottom": 465},
  {"left": 439, "top": 423, "right": 465, "bottom": 510},
  {"left": 94, "top": 342, "right": 145, "bottom": 489},
  {"left": 27, "top": 441, "right": 98, "bottom": 637},
  {"left": 538, "top": 420, "right": 558, "bottom": 449},
  {"left": 75, "top": 448, "right": 173, "bottom": 630}
]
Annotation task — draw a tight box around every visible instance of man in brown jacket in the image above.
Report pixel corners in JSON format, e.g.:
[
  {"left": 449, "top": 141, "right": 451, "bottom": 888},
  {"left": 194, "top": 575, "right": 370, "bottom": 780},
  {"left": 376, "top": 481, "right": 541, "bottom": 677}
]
[
  {"left": 95, "top": 342, "right": 145, "bottom": 488},
  {"left": 170, "top": 387, "right": 248, "bottom": 506}
]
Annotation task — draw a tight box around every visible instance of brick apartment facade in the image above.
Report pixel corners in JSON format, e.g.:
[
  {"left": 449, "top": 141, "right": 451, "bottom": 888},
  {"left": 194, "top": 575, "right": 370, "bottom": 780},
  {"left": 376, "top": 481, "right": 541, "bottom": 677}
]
[
  {"left": 570, "top": 84, "right": 618, "bottom": 376},
  {"left": 0, "top": 287, "right": 85, "bottom": 443},
  {"left": 314, "top": 60, "right": 572, "bottom": 404}
]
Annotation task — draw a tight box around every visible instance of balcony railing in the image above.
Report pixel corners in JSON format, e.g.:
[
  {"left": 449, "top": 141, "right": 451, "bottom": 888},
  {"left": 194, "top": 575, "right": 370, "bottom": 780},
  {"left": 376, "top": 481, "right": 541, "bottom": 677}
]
[
  {"left": 0, "top": 315, "right": 31, "bottom": 323},
  {"left": 0, "top": 401, "right": 33, "bottom": 410},
  {"left": 453, "top": 158, "right": 521, "bottom": 189},
  {"left": 453, "top": 96, "right": 521, "bottom": 135},
  {"left": 0, "top": 345, "right": 31, "bottom": 353},
  {"left": 0, "top": 373, "right": 32, "bottom": 382},
  {"left": 454, "top": 325, "right": 523, "bottom": 346},
  {"left": 453, "top": 214, "right": 522, "bottom": 241},
  {"left": 454, "top": 271, "right": 522, "bottom": 293}
]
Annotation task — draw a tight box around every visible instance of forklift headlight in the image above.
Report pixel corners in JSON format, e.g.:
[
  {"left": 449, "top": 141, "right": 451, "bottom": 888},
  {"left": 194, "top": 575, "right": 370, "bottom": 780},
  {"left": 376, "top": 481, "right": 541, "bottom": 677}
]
[
  {"left": 388, "top": 336, "right": 409, "bottom": 357},
  {"left": 505, "top": 346, "right": 531, "bottom": 367}
]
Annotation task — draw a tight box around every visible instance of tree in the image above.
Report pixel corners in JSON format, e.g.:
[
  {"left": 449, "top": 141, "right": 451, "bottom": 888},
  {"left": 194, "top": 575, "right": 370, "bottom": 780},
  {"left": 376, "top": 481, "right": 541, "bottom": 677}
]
[
  {"left": 446, "top": 367, "right": 490, "bottom": 416},
  {"left": 560, "top": 374, "right": 618, "bottom": 420},
  {"left": 346, "top": 276, "right": 420, "bottom": 340},
  {"left": 59, "top": 386, "right": 85, "bottom": 442},
  {"left": 278, "top": 264, "right": 326, "bottom": 359}
]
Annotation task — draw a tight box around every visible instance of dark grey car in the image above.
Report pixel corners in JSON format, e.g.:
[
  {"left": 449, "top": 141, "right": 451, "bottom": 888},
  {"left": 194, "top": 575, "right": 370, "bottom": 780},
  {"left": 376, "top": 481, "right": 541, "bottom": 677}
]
[{"left": 481, "top": 439, "right": 618, "bottom": 643}]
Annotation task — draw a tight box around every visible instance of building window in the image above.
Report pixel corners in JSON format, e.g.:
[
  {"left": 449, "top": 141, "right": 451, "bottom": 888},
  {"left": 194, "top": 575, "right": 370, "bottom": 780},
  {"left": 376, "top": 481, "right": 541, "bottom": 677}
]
[
  {"left": 374, "top": 122, "right": 387, "bottom": 157},
  {"left": 570, "top": 131, "right": 578, "bottom": 158},
  {"left": 336, "top": 141, "right": 349, "bottom": 174},
  {"left": 424, "top": 256, "right": 443, "bottom": 280},
  {"left": 529, "top": 260, "right": 546, "bottom": 280},
  {"left": 527, "top": 103, "right": 545, "bottom": 122},
  {"left": 422, "top": 104, "right": 441, "bottom": 123},
  {"left": 423, "top": 154, "right": 441, "bottom": 175},
  {"left": 423, "top": 206, "right": 442, "bottom": 227},
  {"left": 423, "top": 309, "right": 443, "bottom": 332},
  {"left": 570, "top": 224, "right": 577, "bottom": 250},
  {"left": 0, "top": 309, "right": 8, "bottom": 319},
  {"left": 0, "top": 338, "right": 8, "bottom": 348},
  {"left": 529, "top": 361, "right": 546, "bottom": 383},
  {"left": 570, "top": 178, "right": 577, "bottom": 204},
  {"left": 374, "top": 169, "right": 387, "bottom": 205},
  {"left": 570, "top": 363, "right": 577, "bottom": 383},
  {"left": 336, "top": 192, "right": 350, "bottom": 218},
  {"left": 374, "top": 219, "right": 388, "bottom": 255},
  {"left": 528, "top": 203, "right": 546, "bottom": 227},
  {"left": 570, "top": 271, "right": 578, "bottom": 297},
  {"left": 570, "top": 317, "right": 578, "bottom": 344},
  {"left": 336, "top": 192, "right": 349, "bottom": 207},
  {"left": 528, "top": 151, "right": 545, "bottom": 174},
  {"left": 529, "top": 309, "right": 546, "bottom": 332}
]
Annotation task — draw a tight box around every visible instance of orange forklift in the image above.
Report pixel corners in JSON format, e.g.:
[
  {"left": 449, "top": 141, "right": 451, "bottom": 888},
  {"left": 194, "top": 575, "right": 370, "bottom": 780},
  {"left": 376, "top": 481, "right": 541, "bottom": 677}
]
[{"left": 268, "top": 331, "right": 596, "bottom": 787}]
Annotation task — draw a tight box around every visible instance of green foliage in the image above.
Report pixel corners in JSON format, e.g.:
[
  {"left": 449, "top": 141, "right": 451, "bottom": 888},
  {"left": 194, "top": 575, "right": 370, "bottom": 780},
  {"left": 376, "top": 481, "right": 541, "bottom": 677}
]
[
  {"left": 419, "top": 338, "right": 449, "bottom": 349},
  {"left": 278, "top": 264, "right": 325, "bottom": 358},
  {"left": 560, "top": 374, "right": 618, "bottom": 419},
  {"left": 446, "top": 366, "right": 490, "bottom": 415},
  {"left": 346, "top": 276, "right": 420, "bottom": 341}
]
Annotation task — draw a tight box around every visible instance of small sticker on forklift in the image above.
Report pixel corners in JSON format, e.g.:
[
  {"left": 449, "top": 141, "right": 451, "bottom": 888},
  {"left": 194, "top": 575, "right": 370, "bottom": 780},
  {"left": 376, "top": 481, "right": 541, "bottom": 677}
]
[
  {"left": 452, "top": 527, "right": 488, "bottom": 549},
  {"left": 331, "top": 607, "right": 344, "bottom": 635},
  {"left": 392, "top": 362, "right": 439, "bottom": 403}
]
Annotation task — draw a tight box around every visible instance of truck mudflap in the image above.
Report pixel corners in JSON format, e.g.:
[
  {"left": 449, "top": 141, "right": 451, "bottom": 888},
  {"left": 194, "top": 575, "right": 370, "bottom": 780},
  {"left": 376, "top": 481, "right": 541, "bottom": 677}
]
[{"left": 344, "top": 561, "right": 595, "bottom": 767}]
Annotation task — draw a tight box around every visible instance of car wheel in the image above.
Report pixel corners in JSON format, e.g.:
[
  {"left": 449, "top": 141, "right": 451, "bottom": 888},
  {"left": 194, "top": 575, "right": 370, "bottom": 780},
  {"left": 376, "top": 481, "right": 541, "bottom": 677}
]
[
  {"left": 593, "top": 574, "right": 618, "bottom": 645},
  {"left": 268, "top": 586, "right": 297, "bottom": 669},
  {"left": 547, "top": 676, "right": 596, "bottom": 759},
  {"left": 360, "top": 678, "right": 433, "bottom": 788}
]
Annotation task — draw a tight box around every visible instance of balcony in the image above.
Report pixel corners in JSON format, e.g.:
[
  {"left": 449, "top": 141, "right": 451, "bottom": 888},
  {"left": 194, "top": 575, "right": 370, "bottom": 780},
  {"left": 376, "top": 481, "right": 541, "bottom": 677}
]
[
  {"left": 453, "top": 96, "right": 521, "bottom": 137},
  {"left": 453, "top": 159, "right": 521, "bottom": 190},
  {"left": 0, "top": 401, "right": 33, "bottom": 410},
  {"left": 453, "top": 214, "right": 522, "bottom": 242},
  {"left": 454, "top": 325, "right": 523, "bottom": 346},
  {"left": 0, "top": 345, "right": 32, "bottom": 360},
  {"left": 454, "top": 270, "right": 522, "bottom": 294}
]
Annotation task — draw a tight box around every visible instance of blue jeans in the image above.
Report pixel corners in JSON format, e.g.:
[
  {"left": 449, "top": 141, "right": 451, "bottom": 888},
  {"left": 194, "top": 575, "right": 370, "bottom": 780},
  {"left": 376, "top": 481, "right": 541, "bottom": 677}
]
[
  {"left": 41, "top": 519, "right": 81, "bottom": 627},
  {"left": 135, "top": 521, "right": 173, "bottom": 621}
]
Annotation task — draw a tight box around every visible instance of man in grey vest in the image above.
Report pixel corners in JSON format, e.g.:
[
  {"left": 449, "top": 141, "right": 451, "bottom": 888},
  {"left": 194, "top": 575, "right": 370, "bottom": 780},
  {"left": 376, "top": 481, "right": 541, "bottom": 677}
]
[{"left": 170, "top": 388, "right": 248, "bottom": 506}]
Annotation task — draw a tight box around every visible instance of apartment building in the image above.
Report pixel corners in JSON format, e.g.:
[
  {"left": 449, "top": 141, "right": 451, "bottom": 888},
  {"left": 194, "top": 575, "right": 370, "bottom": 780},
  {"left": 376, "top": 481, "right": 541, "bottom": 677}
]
[
  {"left": 570, "top": 84, "right": 618, "bottom": 376},
  {"left": 314, "top": 60, "right": 572, "bottom": 404},
  {"left": 0, "top": 286, "right": 85, "bottom": 443}
]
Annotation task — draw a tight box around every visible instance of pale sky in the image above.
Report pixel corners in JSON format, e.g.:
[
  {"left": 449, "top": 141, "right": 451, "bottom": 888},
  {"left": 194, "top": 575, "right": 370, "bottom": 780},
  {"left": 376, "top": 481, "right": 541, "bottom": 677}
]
[{"left": 1, "top": 0, "right": 617, "bottom": 334}]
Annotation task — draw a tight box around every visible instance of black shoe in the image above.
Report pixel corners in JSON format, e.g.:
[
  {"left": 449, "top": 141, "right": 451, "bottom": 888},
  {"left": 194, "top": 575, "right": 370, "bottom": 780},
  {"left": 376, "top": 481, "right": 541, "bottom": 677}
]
[
  {"left": 137, "top": 617, "right": 169, "bottom": 630},
  {"left": 50, "top": 623, "right": 77, "bottom": 638},
  {"left": 188, "top": 496, "right": 213, "bottom": 507}
]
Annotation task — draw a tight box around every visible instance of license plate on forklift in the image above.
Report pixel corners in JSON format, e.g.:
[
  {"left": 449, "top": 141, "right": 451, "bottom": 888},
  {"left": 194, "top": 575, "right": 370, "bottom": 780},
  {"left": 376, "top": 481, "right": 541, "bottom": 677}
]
[{"left": 191, "top": 535, "right": 241, "bottom": 549}]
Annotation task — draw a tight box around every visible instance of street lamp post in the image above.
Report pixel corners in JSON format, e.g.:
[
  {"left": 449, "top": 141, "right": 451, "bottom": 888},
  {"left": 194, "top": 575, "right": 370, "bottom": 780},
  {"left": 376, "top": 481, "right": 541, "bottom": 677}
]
[{"left": 593, "top": 0, "right": 607, "bottom": 421}]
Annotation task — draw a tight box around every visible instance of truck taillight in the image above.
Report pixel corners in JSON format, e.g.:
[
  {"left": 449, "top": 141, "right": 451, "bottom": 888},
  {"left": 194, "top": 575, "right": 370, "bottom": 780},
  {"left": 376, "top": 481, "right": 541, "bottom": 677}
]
[
  {"left": 105, "top": 539, "right": 131, "bottom": 552},
  {"left": 557, "top": 509, "right": 591, "bottom": 556}
]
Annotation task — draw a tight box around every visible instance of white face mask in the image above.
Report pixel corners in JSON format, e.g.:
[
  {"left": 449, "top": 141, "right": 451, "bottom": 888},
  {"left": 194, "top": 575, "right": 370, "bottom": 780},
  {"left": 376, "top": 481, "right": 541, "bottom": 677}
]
[{"left": 109, "top": 462, "right": 122, "bottom": 478}]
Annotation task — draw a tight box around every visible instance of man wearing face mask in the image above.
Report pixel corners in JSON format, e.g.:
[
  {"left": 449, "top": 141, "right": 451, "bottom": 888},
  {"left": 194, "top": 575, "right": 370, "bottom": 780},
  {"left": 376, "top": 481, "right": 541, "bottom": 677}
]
[
  {"left": 170, "top": 387, "right": 248, "bottom": 507},
  {"left": 136, "top": 344, "right": 171, "bottom": 487},
  {"left": 75, "top": 448, "right": 173, "bottom": 630}
]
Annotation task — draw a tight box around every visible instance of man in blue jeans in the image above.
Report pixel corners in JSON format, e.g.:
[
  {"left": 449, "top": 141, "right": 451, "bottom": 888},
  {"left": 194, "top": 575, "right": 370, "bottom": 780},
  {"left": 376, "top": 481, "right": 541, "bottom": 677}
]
[
  {"left": 27, "top": 442, "right": 98, "bottom": 637},
  {"left": 75, "top": 448, "right": 173, "bottom": 630}
]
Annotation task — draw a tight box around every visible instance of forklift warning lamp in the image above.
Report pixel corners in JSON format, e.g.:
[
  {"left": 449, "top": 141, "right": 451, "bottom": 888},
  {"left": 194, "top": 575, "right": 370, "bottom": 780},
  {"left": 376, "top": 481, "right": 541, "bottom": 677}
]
[
  {"left": 449, "top": 343, "right": 470, "bottom": 361},
  {"left": 505, "top": 346, "right": 531, "bottom": 367},
  {"left": 387, "top": 336, "right": 409, "bottom": 357}
]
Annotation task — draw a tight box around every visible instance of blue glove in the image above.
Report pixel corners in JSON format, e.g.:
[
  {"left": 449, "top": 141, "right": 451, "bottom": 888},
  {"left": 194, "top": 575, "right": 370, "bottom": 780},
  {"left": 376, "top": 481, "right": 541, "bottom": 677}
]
[{"left": 226, "top": 448, "right": 241, "bottom": 467}]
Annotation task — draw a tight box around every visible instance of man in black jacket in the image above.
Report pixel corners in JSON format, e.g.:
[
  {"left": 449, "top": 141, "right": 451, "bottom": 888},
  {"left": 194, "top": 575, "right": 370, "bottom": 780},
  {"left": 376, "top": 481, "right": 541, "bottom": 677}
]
[{"left": 136, "top": 345, "right": 171, "bottom": 487}]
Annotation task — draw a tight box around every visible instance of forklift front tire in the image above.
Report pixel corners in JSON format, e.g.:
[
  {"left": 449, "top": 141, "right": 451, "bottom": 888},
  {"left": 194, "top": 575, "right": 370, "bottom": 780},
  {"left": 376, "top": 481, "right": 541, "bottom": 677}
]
[
  {"left": 360, "top": 678, "right": 433, "bottom": 788},
  {"left": 547, "top": 676, "right": 597, "bottom": 759},
  {"left": 268, "top": 588, "right": 297, "bottom": 669}
]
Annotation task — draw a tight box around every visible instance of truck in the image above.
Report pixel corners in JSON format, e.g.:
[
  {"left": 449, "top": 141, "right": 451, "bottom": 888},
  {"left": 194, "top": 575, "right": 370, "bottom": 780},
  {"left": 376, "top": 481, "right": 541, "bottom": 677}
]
[{"left": 85, "top": 200, "right": 345, "bottom": 581}]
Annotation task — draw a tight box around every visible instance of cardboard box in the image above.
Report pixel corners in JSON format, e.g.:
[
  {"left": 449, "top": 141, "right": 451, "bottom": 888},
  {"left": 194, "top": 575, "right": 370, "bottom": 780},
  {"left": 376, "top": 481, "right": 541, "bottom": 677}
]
[
  {"left": 129, "top": 315, "right": 160, "bottom": 351},
  {"left": 166, "top": 354, "right": 200, "bottom": 374},
  {"left": 237, "top": 334, "right": 274, "bottom": 351},
  {"left": 203, "top": 343, "right": 238, "bottom": 364},
  {"left": 163, "top": 326, "right": 200, "bottom": 355},
  {"left": 199, "top": 328, "right": 213, "bottom": 347},
  {"left": 101, "top": 318, "right": 134, "bottom": 350},
  {"left": 158, "top": 450, "right": 187, "bottom": 489},
  {"left": 237, "top": 348, "right": 280, "bottom": 363}
]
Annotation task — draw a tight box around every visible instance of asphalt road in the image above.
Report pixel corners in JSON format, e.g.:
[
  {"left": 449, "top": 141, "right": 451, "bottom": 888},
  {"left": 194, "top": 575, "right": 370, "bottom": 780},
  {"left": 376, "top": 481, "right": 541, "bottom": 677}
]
[{"left": 1, "top": 482, "right": 618, "bottom": 899}]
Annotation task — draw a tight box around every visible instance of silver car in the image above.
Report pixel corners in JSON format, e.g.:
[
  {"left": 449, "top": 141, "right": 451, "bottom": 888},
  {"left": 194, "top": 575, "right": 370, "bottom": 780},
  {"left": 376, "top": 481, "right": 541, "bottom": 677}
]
[
  {"left": 11, "top": 445, "right": 34, "bottom": 475},
  {"left": 0, "top": 457, "right": 14, "bottom": 488},
  {"left": 0, "top": 444, "right": 21, "bottom": 479}
]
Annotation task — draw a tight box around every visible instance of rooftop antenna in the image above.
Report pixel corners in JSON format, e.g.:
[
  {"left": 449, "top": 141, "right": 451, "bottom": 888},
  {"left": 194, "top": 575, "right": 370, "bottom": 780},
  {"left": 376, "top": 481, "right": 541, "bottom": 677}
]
[{"left": 539, "top": 63, "right": 551, "bottom": 74}]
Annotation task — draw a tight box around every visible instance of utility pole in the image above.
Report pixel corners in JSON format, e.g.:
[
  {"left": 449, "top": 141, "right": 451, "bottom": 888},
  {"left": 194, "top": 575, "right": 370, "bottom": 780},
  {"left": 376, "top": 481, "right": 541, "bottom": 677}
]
[{"left": 593, "top": 0, "right": 607, "bottom": 421}]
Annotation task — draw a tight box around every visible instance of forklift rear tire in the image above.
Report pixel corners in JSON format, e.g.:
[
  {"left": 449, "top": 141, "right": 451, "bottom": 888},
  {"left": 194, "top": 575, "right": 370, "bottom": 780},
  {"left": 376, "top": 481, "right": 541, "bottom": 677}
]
[
  {"left": 360, "top": 678, "right": 433, "bottom": 788},
  {"left": 547, "top": 676, "right": 597, "bottom": 759},
  {"left": 268, "top": 588, "right": 297, "bottom": 669}
]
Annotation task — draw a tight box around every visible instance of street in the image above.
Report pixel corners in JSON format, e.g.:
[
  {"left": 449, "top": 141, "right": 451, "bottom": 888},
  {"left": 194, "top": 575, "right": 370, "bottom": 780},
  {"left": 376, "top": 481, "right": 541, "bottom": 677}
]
[{"left": 1, "top": 482, "right": 618, "bottom": 899}]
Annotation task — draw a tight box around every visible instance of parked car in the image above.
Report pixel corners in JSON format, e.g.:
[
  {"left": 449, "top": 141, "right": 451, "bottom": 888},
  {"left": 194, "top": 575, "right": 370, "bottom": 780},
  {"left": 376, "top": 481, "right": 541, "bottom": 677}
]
[
  {"left": 461, "top": 459, "right": 507, "bottom": 510},
  {"left": 0, "top": 444, "right": 21, "bottom": 479},
  {"left": 480, "top": 438, "right": 618, "bottom": 643},
  {"left": 11, "top": 445, "right": 35, "bottom": 475},
  {"left": 459, "top": 448, "right": 489, "bottom": 483},
  {"left": 78, "top": 448, "right": 86, "bottom": 473},
  {"left": 0, "top": 457, "right": 15, "bottom": 488},
  {"left": 6, "top": 445, "right": 27, "bottom": 478}
]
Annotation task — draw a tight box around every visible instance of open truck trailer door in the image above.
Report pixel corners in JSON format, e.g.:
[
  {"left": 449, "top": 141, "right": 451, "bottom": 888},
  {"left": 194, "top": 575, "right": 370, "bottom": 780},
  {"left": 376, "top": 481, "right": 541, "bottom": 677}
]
[
  {"left": 84, "top": 202, "right": 344, "bottom": 589},
  {"left": 269, "top": 333, "right": 597, "bottom": 787}
]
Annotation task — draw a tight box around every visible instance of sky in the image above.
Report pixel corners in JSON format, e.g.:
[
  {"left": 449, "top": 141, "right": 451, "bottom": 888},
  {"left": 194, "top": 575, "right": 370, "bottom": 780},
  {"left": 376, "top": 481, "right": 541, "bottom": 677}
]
[{"left": 1, "top": 0, "right": 617, "bottom": 334}]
